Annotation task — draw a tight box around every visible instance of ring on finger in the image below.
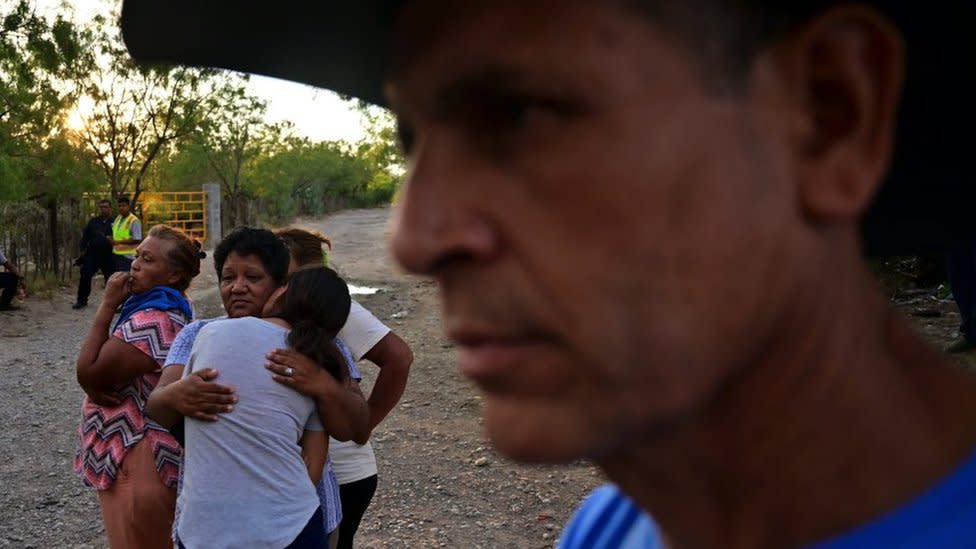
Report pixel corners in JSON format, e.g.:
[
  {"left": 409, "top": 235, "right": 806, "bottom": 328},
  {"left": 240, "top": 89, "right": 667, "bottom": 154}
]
[{"left": 284, "top": 367, "right": 294, "bottom": 377}]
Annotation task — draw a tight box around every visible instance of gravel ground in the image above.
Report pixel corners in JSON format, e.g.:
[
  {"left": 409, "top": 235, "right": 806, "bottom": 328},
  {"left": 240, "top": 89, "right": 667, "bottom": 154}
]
[{"left": 0, "top": 208, "right": 972, "bottom": 548}]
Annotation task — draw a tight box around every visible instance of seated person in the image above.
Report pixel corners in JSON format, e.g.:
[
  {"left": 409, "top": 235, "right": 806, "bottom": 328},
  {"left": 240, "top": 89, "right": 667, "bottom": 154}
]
[{"left": 175, "top": 267, "right": 351, "bottom": 549}]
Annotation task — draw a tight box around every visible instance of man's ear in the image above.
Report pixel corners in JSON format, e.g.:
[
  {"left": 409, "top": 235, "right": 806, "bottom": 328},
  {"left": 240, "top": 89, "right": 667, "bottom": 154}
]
[{"left": 774, "top": 6, "right": 903, "bottom": 222}]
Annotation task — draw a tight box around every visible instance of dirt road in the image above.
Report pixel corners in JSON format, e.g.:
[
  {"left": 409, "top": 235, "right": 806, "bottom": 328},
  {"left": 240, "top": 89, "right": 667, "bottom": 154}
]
[
  {"left": 2, "top": 207, "right": 973, "bottom": 548},
  {"left": 0, "top": 207, "right": 603, "bottom": 548}
]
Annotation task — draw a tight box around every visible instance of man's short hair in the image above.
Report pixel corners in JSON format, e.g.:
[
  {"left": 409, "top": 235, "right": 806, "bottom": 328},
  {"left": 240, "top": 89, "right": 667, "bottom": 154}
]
[
  {"left": 624, "top": 0, "right": 838, "bottom": 91},
  {"left": 98, "top": 199, "right": 111, "bottom": 207},
  {"left": 117, "top": 196, "right": 131, "bottom": 206}
]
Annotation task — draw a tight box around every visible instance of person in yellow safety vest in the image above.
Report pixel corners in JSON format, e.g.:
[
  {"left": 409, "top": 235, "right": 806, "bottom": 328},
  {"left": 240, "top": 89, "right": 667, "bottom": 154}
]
[{"left": 111, "top": 196, "right": 142, "bottom": 272}]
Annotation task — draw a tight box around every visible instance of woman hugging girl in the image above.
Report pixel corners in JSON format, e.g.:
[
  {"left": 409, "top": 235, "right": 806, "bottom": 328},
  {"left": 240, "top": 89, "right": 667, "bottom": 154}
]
[{"left": 175, "top": 266, "right": 351, "bottom": 549}]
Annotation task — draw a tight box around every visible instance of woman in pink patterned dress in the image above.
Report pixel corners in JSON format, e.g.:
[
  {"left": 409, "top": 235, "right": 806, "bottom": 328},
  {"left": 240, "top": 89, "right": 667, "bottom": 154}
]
[{"left": 75, "top": 225, "right": 202, "bottom": 549}]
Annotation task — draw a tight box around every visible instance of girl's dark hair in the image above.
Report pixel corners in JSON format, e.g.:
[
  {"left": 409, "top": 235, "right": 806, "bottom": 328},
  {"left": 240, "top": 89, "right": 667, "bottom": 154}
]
[
  {"left": 277, "top": 267, "right": 351, "bottom": 382},
  {"left": 193, "top": 239, "right": 207, "bottom": 260},
  {"left": 147, "top": 224, "right": 201, "bottom": 293},
  {"left": 213, "top": 227, "right": 290, "bottom": 285}
]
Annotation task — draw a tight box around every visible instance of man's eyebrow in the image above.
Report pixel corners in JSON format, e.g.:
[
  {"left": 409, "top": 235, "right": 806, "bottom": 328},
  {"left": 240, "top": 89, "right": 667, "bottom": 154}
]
[
  {"left": 430, "top": 64, "right": 571, "bottom": 112},
  {"left": 388, "top": 63, "right": 588, "bottom": 123},
  {"left": 386, "top": 65, "right": 526, "bottom": 125}
]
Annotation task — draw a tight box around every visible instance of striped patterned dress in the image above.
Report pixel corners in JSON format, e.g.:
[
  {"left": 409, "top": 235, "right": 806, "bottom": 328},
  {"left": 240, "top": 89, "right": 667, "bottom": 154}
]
[{"left": 75, "top": 308, "right": 189, "bottom": 489}]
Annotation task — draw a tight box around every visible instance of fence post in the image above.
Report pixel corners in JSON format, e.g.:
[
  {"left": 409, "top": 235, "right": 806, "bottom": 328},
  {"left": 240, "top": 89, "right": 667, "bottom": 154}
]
[{"left": 203, "top": 183, "right": 221, "bottom": 250}]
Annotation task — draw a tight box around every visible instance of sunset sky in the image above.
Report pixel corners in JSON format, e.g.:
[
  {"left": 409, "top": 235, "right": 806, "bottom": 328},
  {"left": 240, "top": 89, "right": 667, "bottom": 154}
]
[{"left": 47, "top": 0, "right": 370, "bottom": 144}]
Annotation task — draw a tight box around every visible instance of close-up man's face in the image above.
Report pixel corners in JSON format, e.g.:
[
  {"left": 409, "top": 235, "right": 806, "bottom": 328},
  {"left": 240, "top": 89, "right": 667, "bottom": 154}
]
[
  {"left": 118, "top": 202, "right": 130, "bottom": 216},
  {"left": 99, "top": 203, "right": 112, "bottom": 216},
  {"left": 390, "top": 0, "right": 812, "bottom": 462}
]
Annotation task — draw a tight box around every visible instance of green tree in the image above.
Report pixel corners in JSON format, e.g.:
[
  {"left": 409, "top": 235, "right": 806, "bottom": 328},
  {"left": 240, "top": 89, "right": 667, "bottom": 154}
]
[
  {"left": 76, "top": 15, "right": 219, "bottom": 205},
  {"left": 351, "top": 99, "right": 405, "bottom": 204},
  {"left": 193, "top": 79, "right": 287, "bottom": 229},
  {"left": 149, "top": 138, "right": 214, "bottom": 192},
  {"left": 0, "top": 0, "right": 88, "bottom": 200},
  {"left": 249, "top": 136, "right": 385, "bottom": 224}
]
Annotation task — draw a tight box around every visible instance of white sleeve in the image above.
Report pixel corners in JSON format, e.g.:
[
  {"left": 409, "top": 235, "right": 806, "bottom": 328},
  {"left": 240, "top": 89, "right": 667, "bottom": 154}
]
[
  {"left": 336, "top": 300, "right": 391, "bottom": 361},
  {"left": 131, "top": 219, "right": 143, "bottom": 240}
]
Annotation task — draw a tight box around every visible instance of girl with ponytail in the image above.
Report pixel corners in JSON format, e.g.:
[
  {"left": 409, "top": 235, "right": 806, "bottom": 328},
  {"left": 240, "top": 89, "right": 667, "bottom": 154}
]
[{"left": 277, "top": 267, "right": 351, "bottom": 384}]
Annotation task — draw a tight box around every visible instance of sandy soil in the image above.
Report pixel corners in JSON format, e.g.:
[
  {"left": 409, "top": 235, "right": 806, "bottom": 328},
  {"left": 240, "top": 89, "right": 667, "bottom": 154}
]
[
  {"left": 0, "top": 207, "right": 601, "bottom": 549},
  {"left": 0, "top": 206, "right": 973, "bottom": 548}
]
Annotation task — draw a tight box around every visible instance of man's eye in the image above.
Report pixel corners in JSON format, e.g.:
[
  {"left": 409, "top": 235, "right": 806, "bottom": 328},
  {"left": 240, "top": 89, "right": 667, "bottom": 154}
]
[{"left": 490, "top": 96, "right": 535, "bottom": 130}]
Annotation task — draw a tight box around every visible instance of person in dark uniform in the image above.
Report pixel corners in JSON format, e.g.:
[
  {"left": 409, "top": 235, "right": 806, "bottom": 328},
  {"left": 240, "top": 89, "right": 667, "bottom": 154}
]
[
  {"left": 0, "top": 245, "right": 23, "bottom": 311},
  {"left": 73, "top": 199, "right": 116, "bottom": 310},
  {"left": 946, "top": 240, "right": 976, "bottom": 353}
]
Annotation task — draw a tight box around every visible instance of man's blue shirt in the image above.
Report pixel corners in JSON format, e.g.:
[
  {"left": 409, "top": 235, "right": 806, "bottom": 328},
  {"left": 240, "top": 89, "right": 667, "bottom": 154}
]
[{"left": 561, "top": 448, "right": 976, "bottom": 549}]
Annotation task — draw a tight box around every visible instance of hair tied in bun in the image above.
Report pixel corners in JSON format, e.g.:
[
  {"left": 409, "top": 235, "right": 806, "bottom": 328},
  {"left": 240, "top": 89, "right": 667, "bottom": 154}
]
[{"left": 193, "top": 239, "right": 207, "bottom": 259}]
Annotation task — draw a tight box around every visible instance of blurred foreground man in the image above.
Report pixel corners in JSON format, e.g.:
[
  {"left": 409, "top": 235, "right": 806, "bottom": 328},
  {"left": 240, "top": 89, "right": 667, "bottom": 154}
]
[{"left": 122, "top": 1, "right": 976, "bottom": 547}]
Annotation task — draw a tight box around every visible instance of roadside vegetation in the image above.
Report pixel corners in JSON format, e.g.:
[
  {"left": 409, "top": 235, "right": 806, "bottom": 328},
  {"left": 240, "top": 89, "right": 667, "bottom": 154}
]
[{"left": 0, "top": 1, "right": 404, "bottom": 282}]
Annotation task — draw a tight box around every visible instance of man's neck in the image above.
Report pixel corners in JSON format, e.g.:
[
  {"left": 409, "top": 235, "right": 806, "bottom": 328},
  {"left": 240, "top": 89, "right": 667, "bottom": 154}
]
[{"left": 601, "top": 263, "right": 976, "bottom": 549}]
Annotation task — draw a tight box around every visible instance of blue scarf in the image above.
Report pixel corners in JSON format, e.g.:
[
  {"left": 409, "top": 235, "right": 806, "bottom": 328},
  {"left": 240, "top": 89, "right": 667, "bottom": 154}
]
[{"left": 113, "top": 286, "right": 193, "bottom": 332}]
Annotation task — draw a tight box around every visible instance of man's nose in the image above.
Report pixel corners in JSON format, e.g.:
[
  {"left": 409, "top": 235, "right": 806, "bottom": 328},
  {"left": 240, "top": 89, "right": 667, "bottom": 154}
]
[{"left": 391, "top": 140, "right": 498, "bottom": 276}]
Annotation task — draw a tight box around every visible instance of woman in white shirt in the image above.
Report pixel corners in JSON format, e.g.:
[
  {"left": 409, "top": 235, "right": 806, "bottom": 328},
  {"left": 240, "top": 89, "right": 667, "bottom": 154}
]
[{"left": 270, "top": 228, "right": 414, "bottom": 549}]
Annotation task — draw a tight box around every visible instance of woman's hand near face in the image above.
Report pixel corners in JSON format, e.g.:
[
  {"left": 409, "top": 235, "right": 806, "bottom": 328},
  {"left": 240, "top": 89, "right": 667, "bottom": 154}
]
[{"left": 103, "top": 272, "right": 132, "bottom": 308}]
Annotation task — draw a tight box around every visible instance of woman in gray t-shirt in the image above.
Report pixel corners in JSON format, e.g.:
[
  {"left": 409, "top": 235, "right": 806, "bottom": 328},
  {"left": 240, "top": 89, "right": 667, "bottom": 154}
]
[{"left": 176, "top": 267, "right": 351, "bottom": 549}]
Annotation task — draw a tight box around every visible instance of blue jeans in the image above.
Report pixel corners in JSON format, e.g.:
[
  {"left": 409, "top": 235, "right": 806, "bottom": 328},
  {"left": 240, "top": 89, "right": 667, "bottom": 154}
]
[{"left": 176, "top": 507, "right": 326, "bottom": 549}]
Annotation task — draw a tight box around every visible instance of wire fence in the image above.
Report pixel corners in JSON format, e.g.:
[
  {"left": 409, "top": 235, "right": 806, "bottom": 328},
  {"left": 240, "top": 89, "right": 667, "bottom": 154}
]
[{"left": 0, "top": 199, "right": 88, "bottom": 282}]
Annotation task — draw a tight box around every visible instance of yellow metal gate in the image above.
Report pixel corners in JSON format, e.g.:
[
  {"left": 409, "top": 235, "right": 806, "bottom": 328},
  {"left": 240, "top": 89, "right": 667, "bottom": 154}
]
[
  {"left": 82, "top": 191, "right": 208, "bottom": 244},
  {"left": 139, "top": 191, "right": 207, "bottom": 243}
]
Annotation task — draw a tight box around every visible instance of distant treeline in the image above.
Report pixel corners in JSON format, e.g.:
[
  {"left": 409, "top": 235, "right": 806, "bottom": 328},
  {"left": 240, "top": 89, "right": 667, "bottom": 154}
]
[{"left": 0, "top": 1, "right": 403, "bottom": 279}]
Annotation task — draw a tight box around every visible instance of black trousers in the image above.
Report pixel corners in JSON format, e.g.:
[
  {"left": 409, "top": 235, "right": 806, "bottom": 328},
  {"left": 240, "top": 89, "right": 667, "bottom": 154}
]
[
  {"left": 76, "top": 253, "right": 115, "bottom": 305},
  {"left": 114, "top": 255, "right": 133, "bottom": 273},
  {"left": 337, "top": 475, "right": 378, "bottom": 549},
  {"left": 0, "top": 272, "right": 17, "bottom": 307},
  {"left": 948, "top": 243, "right": 976, "bottom": 344}
]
